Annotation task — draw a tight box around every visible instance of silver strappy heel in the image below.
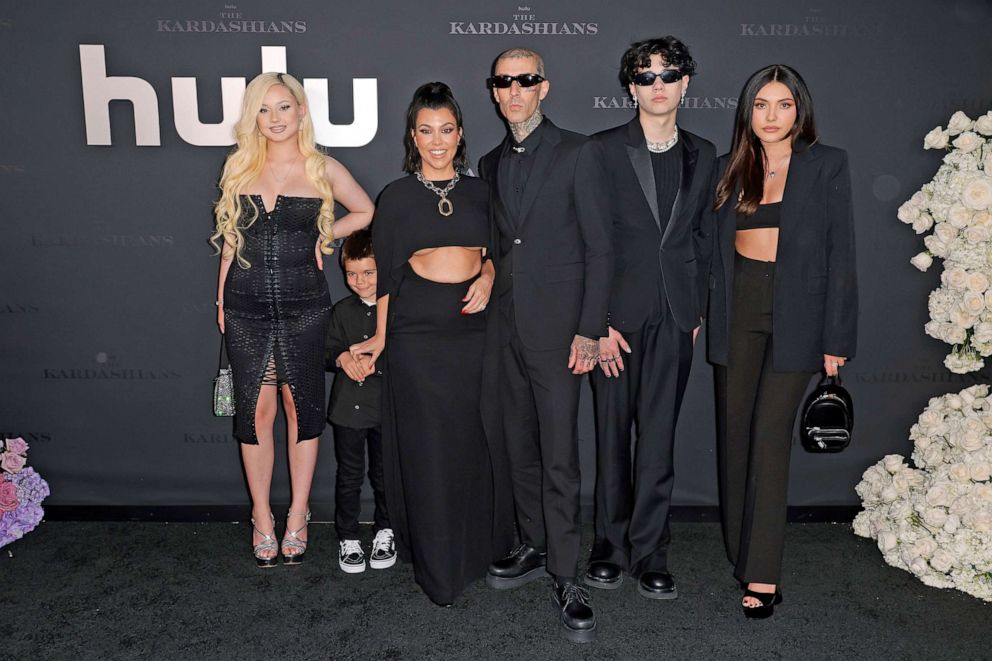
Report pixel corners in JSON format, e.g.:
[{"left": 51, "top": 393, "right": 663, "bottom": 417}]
[
  {"left": 252, "top": 513, "right": 279, "bottom": 568},
  {"left": 282, "top": 510, "right": 311, "bottom": 565}
]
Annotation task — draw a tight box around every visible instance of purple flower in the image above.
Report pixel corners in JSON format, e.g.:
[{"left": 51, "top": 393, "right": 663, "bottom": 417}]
[
  {"left": 0, "top": 451, "right": 26, "bottom": 474},
  {"left": 13, "top": 468, "right": 49, "bottom": 506},
  {"left": 3, "top": 437, "right": 28, "bottom": 455},
  {"left": 0, "top": 478, "right": 18, "bottom": 513}
]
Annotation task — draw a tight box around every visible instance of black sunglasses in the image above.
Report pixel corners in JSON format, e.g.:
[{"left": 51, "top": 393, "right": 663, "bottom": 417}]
[
  {"left": 632, "top": 70, "right": 684, "bottom": 86},
  {"left": 487, "top": 73, "right": 546, "bottom": 89}
]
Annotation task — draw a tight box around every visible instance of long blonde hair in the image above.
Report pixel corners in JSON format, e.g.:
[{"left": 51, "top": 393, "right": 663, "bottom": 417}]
[{"left": 210, "top": 72, "right": 335, "bottom": 268}]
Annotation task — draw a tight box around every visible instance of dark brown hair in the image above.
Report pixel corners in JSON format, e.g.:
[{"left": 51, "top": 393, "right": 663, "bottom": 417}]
[
  {"left": 341, "top": 228, "right": 373, "bottom": 264},
  {"left": 714, "top": 64, "right": 818, "bottom": 216},
  {"left": 402, "top": 82, "right": 468, "bottom": 174},
  {"left": 618, "top": 36, "right": 696, "bottom": 89}
]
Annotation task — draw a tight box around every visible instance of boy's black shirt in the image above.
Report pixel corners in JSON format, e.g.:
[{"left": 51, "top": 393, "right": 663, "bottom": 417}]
[{"left": 325, "top": 294, "right": 382, "bottom": 429}]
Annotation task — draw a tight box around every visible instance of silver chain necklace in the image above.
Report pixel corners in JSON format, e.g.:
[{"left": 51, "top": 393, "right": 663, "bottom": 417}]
[
  {"left": 416, "top": 171, "right": 460, "bottom": 217},
  {"left": 646, "top": 130, "right": 679, "bottom": 154}
]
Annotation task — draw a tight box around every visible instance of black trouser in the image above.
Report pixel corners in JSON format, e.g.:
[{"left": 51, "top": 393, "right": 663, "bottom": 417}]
[
  {"left": 714, "top": 254, "right": 814, "bottom": 584},
  {"left": 589, "top": 306, "right": 693, "bottom": 576},
  {"left": 331, "top": 424, "right": 389, "bottom": 540},
  {"left": 500, "top": 300, "right": 583, "bottom": 579}
]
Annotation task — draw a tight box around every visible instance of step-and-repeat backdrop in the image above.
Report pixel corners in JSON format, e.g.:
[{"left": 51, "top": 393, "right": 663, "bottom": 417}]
[{"left": 3, "top": 0, "right": 991, "bottom": 511}]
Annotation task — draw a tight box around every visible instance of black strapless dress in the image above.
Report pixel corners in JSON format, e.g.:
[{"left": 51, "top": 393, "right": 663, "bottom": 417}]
[{"left": 223, "top": 195, "right": 332, "bottom": 444}]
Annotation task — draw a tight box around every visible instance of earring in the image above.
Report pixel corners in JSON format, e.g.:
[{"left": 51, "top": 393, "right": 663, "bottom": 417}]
[
  {"left": 680, "top": 89, "right": 687, "bottom": 105},
  {"left": 632, "top": 97, "right": 638, "bottom": 109}
]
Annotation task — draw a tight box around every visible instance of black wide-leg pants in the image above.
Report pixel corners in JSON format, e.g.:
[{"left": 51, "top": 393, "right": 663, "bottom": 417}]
[
  {"left": 589, "top": 306, "right": 693, "bottom": 576},
  {"left": 500, "top": 303, "right": 583, "bottom": 579},
  {"left": 714, "top": 254, "right": 814, "bottom": 584}
]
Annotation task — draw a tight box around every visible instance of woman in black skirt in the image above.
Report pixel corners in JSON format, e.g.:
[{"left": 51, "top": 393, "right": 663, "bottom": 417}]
[
  {"left": 350, "top": 82, "right": 513, "bottom": 605},
  {"left": 706, "top": 65, "right": 857, "bottom": 617},
  {"left": 211, "top": 72, "right": 374, "bottom": 567}
]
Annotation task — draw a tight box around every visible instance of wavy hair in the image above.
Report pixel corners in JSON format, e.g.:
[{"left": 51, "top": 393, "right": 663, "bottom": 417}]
[
  {"left": 714, "top": 64, "right": 818, "bottom": 216},
  {"left": 619, "top": 36, "right": 696, "bottom": 89},
  {"left": 210, "top": 72, "right": 335, "bottom": 267}
]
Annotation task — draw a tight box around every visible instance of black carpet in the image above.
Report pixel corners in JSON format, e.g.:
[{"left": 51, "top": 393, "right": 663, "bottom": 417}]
[{"left": 1, "top": 522, "right": 987, "bottom": 660}]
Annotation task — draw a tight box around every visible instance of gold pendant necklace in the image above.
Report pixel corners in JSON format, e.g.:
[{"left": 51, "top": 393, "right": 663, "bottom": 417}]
[{"left": 416, "top": 171, "right": 460, "bottom": 217}]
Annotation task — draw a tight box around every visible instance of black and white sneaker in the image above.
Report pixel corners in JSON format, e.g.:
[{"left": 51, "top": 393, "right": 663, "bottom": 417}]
[
  {"left": 369, "top": 528, "right": 396, "bottom": 569},
  {"left": 339, "top": 539, "right": 366, "bottom": 573}
]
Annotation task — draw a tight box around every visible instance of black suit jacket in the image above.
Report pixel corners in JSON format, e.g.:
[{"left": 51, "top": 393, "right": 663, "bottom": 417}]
[
  {"left": 589, "top": 119, "right": 717, "bottom": 333},
  {"left": 478, "top": 119, "right": 612, "bottom": 351},
  {"left": 706, "top": 143, "right": 859, "bottom": 371}
]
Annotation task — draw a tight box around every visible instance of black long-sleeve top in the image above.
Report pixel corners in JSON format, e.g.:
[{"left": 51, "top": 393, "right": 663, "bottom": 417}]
[
  {"left": 325, "top": 295, "right": 381, "bottom": 429},
  {"left": 372, "top": 174, "right": 491, "bottom": 299}
]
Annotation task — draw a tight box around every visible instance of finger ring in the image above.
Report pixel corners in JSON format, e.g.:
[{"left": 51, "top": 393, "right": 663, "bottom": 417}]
[{"left": 831, "top": 362, "right": 839, "bottom": 368}]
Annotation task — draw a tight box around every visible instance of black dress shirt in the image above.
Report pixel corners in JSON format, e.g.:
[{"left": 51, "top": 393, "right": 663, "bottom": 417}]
[{"left": 325, "top": 295, "right": 382, "bottom": 429}]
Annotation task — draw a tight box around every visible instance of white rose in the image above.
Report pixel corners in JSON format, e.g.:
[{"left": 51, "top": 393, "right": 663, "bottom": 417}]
[
  {"left": 962, "top": 176, "right": 992, "bottom": 210},
  {"left": 923, "top": 234, "right": 948, "bottom": 257},
  {"left": 948, "top": 204, "right": 974, "bottom": 228},
  {"left": 963, "top": 290, "right": 987, "bottom": 315},
  {"left": 965, "top": 508, "right": 992, "bottom": 532},
  {"left": 945, "top": 513, "right": 961, "bottom": 533},
  {"left": 970, "top": 462, "right": 992, "bottom": 481},
  {"left": 949, "top": 462, "right": 972, "bottom": 481},
  {"left": 927, "top": 484, "right": 951, "bottom": 506},
  {"left": 944, "top": 266, "right": 968, "bottom": 289},
  {"left": 897, "top": 200, "right": 921, "bottom": 223},
  {"left": 946, "top": 394, "right": 964, "bottom": 410},
  {"left": 935, "top": 222, "right": 959, "bottom": 246},
  {"left": 882, "top": 454, "right": 905, "bottom": 473},
  {"left": 930, "top": 549, "right": 955, "bottom": 573},
  {"left": 910, "top": 556, "right": 930, "bottom": 576},
  {"left": 953, "top": 131, "right": 983, "bottom": 154},
  {"left": 973, "top": 322, "right": 992, "bottom": 344},
  {"left": 912, "top": 212, "right": 935, "bottom": 234},
  {"left": 910, "top": 252, "right": 933, "bottom": 272},
  {"left": 923, "top": 506, "right": 948, "bottom": 528},
  {"left": 924, "top": 126, "right": 950, "bottom": 150},
  {"left": 877, "top": 530, "right": 898, "bottom": 552},
  {"left": 880, "top": 485, "right": 899, "bottom": 503},
  {"left": 949, "top": 308, "right": 976, "bottom": 329},
  {"left": 975, "top": 484, "right": 992, "bottom": 502},
  {"left": 948, "top": 111, "right": 974, "bottom": 135},
  {"left": 960, "top": 427, "right": 985, "bottom": 452},
  {"left": 965, "top": 225, "right": 991, "bottom": 243},
  {"left": 976, "top": 112, "right": 992, "bottom": 136},
  {"left": 946, "top": 324, "right": 968, "bottom": 344},
  {"left": 984, "top": 149, "right": 992, "bottom": 175}
]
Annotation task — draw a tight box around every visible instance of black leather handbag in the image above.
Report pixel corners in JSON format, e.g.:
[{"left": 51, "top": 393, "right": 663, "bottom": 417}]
[{"left": 800, "top": 374, "right": 853, "bottom": 453}]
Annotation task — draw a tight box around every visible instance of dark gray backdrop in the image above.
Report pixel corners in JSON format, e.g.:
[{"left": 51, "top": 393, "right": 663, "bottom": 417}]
[{"left": 2, "top": 0, "right": 991, "bottom": 513}]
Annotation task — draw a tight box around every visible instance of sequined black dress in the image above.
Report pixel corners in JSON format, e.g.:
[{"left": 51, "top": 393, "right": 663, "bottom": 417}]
[{"left": 223, "top": 195, "right": 333, "bottom": 444}]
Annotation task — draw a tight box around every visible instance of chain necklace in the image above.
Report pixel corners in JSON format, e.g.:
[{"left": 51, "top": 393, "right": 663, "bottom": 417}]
[
  {"left": 646, "top": 129, "right": 679, "bottom": 154},
  {"left": 268, "top": 152, "right": 301, "bottom": 184},
  {"left": 416, "top": 171, "right": 460, "bottom": 217},
  {"left": 765, "top": 152, "right": 792, "bottom": 179}
]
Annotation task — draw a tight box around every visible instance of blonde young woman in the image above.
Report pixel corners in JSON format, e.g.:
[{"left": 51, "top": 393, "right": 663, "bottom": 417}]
[{"left": 211, "top": 72, "right": 374, "bottom": 567}]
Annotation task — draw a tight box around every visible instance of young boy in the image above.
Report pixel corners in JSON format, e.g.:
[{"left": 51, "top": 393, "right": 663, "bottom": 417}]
[{"left": 325, "top": 229, "right": 394, "bottom": 573}]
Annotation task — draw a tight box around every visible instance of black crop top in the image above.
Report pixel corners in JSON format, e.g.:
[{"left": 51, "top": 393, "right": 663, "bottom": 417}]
[
  {"left": 737, "top": 201, "right": 781, "bottom": 231},
  {"left": 372, "top": 174, "right": 491, "bottom": 299}
]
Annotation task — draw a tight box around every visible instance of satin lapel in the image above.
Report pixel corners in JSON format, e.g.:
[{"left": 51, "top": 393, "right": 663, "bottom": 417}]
[
  {"left": 778, "top": 146, "right": 819, "bottom": 247},
  {"left": 626, "top": 144, "right": 660, "bottom": 229},
  {"left": 516, "top": 125, "right": 561, "bottom": 229},
  {"left": 661, "top": 134, "right": 698, "bottom": 245}
]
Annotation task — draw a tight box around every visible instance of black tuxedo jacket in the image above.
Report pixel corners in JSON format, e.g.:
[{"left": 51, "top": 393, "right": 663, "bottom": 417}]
[
  {"left": 706, "top": 143, "right": 859, "bottom": 371},
  {"left": 589, "top": 119, "right": 717, "bottom": 334},
  {"left": 478, "top": 119, "right": 612, "bottom": 351}
]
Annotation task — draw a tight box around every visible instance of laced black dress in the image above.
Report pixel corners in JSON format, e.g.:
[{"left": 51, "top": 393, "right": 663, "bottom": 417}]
[{"left": 223, "top": 195, "right": 333, "bottom": 444}]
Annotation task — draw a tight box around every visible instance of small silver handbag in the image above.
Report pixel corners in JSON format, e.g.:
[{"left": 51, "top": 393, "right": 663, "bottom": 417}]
[{"left": 213, "top": 340, "right": 235, "bottom": 417}]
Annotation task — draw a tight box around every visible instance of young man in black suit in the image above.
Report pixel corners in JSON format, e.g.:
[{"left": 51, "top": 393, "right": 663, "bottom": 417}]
[
  {"left": 583, "top": 37, "right": 717, "bottom": 600},
  {"left": 478, "top": 47, "right": 611, "bottom": 643}
]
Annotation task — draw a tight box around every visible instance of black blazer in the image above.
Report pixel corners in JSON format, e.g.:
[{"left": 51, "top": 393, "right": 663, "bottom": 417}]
[
  {"left": 478, "top": 119, "right": 612, "bottom": 351},
  {"left": 706, "top": 142, "right": 858, "bottom": 371},
  {"left": 589, "top": 119, "right": 717, "bottom": 333}
]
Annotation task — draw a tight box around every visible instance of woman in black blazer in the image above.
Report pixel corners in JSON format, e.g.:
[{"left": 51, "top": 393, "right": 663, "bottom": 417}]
[{"left": 706, "top": 64, "right": 857, "bottom": 618}]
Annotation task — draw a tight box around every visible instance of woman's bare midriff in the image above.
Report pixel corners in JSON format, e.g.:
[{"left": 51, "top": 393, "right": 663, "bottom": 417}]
[
  {"left": 409, "top": 246, "right": 484, "bottom": 282},
  {"left": 735, "top": 228, "right": 779, "bottom": 262}
]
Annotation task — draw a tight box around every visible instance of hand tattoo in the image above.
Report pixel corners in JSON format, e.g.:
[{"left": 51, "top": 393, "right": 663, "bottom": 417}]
[{"left": 575, "top": 336, "right": 599, "bottom": 363}]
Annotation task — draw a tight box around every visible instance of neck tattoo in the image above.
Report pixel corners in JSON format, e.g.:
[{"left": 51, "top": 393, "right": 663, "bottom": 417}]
[
  {"left": 510, "top": 110, "right": 543, "bottom": 143},
  {"left": 416, "top": 170, "right": 460, "bottom": 217},
  {"left": 645, "top": 128, "right": 679, "bottom": 154}
]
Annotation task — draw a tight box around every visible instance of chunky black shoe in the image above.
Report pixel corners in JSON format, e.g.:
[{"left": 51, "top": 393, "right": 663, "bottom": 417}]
[
  {"left": 583, "top": 560, "right": 623, "bottom": 590},
  {"left": 637, "top": 570, "right": 678, "bottom": 600},
  {"left": 742, "top": 588, "right": 782, "bottom": 619},
  {"left": 486, "top": 544, "right": 549, "bottom": 589},
  {"left": 551, "top": 579, "right": 597, "bottom": 643}
]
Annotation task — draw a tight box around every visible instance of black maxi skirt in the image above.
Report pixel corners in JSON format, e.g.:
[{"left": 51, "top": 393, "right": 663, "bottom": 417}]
[{"left": 382, "top": 264, "right": 512, "bottom": 605}]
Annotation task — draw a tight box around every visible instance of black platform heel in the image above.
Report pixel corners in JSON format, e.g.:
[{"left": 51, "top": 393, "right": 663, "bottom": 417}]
[{"left": 742, "top": 588, "right": 782, "bottom": 619}]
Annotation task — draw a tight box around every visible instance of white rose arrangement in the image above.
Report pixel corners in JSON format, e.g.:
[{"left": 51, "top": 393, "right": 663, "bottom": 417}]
[
  {"left": 854, "top": 385, "right": 992, "bottom": 601},
  {"left": 899, "top": 110, "right": 992, "bottom": 373}
]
